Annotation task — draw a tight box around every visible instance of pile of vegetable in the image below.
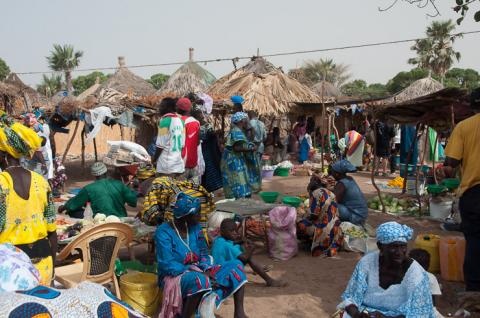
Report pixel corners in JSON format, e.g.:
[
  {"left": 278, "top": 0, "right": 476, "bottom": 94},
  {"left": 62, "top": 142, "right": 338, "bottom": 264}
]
[
  {"left": 93, "top": 213, "right": 121, "bottom": 224},
  {"left": 343, "top": 226, "right": 368, "bottom": 239},
  {"left": 368, "top": 194, "right": 419, "bottom": 214}
]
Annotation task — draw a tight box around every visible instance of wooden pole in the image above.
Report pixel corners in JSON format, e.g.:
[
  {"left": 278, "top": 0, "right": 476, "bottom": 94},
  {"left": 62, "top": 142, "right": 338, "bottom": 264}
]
[
  {"left": 81, "top": 123, "right": 86, "bottom": 168},
  {"left": 327, "top": 112, "right": 332, "bottom": 159},
  {"left": 120, "top": 125, "right": 125, "bottom": 141},
  {"left": 93, "top": 137, "right": 98, "bottom": 162},
  {"left": 370, "top": 110, "right": 386, "bottom": 213},
  {"left": 321, "top": 82, "right": 325, "bottom": 170},
  {"left": 432, "top": 133, "right": 439, "bottom": 184},
  {"left": 62, "top": 120, "right": 80, "bottom": 164},
  {"left": 416, "top": 125, "right": 428, "bottom": 216}
]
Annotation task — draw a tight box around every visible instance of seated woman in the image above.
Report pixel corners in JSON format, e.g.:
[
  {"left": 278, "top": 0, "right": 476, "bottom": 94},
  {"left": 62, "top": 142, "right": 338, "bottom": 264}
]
[
  {"left": 155, "top": 192, "right": 248, "bottom": 318},
  {"left": 338, "top": 222, "right": 435, "bottom": 318},
  {"left": 297, "top": 175, "right": 342, "bottom": 257},
  {"left": 330, "top": 160, "right": 368, "bottom": 226}
]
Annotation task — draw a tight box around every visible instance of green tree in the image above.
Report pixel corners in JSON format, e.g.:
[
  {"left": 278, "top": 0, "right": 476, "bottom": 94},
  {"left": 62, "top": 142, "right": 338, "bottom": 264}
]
[
  {"left": 408, "top": 20, "right": 461, "bottom": 82},
  {"left": 36, "top": 74, "right": 64, "bottom": 98},
  {"left": 453, "top": 0, "right": 480, "bottom": 24},
  {"left": 46, "top": 44, "right": 83, "bottom": 94},
  {"left": 341, "top": 80, "right": 389, "bottom": 98},
  {"left": 444, "top": 68, "right": 480, "bottom": 91},
  {"left": 72, "top": 71, "right": 109, "bottom": 96},
  {"left": 386, "top": 69, "right": 430, "bottom": 94},
  {"left": 0, "top": 58, "right": 10, "bottom": 81},
  {"left": 296, "top": 58, "right": 351, "bottom": 87},
  {"left": 147, "top": 73, "right": 170, "bottom": 90}
]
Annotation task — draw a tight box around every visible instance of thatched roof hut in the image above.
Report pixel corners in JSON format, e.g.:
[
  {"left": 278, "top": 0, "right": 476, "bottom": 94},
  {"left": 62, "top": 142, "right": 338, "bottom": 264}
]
[
  {"left": 157, "top": 48, "right": 216, "bottom": 96},
  {"left": 77, "top": 77, "right": 102, "bottom": 101},
  {"left": 207, "top": 57, "right": 320, "bottom": 116},
  {"left": 387, "top": 76, "right": 444, "bottom": 104},
  {"left": 98, "top": 57, "right": 156, "bottom": 97},
  {"left": 5, "top": 73, "right": 48, "bottom": 109}
]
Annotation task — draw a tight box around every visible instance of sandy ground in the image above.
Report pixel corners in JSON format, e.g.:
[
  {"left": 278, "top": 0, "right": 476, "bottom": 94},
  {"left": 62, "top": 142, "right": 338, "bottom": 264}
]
[{"left": 64, "top": 161, "right": 469, "bottom": 318}]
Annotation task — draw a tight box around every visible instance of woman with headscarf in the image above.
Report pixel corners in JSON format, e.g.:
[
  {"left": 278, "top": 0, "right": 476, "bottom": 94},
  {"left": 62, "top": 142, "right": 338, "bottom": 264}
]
[
  {"left": 221, "top": 112, "right": 260, "bottom": 199},
  {"left": 297, "top": 178, "right": 342, "bottom": 257},
  {"left": 0, "top": 112, "right": 57, "bottom": 286},
  {"left": 329, "top": 160, "right": 368, "bottom": 226},
  {"left": 337, "top": 222, "right": 435, "bottom": 318},
  {"left": 155, "top": 192, "right": 248, "bottom": 318}
]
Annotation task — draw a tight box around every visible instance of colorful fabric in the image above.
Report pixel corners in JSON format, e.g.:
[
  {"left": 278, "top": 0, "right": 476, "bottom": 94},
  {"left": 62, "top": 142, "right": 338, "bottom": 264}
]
[
  {"left": 172, "top": 192, "right": 201, "bottom": 219},
  {"left": 230, "top": 95, "right": 244, "bottom": 105},
  {"left": 64, "top": 178, "right": 137, "bottom": 218},
  {"left": 345, "top": 131, "right": 364, "bottom": 157},
  {"left": 0, "top": 243, "right": 40, "bottom": 292},
  {"left": 180, "top": 116, "right": 200, "bottom": 169},
  {"left": 0, "top": 171, "right": 55, "bottom": 246},
  {"left": 0, "top": 112, "right": 42, "bottom": 159},
  {"left": 445, "top": 113, "right": 480, "bottom": 195},
  {"left": 331, "top": 159, "right": 357, "bottom": 174},
  {"left": 298, "top": 134, "right": 312, "bottom": 163},
  {"left": 231, "top": 112, "right": 248, "bottom": 124},
  {"left": 376, "top": 221, "right": 413, "bottom": 244},
  {"left": 176, "top": 97, "right": 192, "bottom": 112},
  {"left": 297, "top": 189, "right": 342, "bottom": 257},
  {"left": 51, "top": 157, "right": 67, "bottom": 192},
  {"left": 159, "top": 274, "right": 183, "bottom": 318},
  {"left": 0, "top": 281, "right": 147, "bottom": 318},
  {"left": 338, "top": 251, "right": 435, "bottom": 317},
  {"left": 156, "top": 113, "right": 185, "bottom": 175},
  {"left": 34, "top": 256, "right": 53, "bottom": 286},
  {"left": 268, "top": 206, "right": 298, "bottom": 261},
  {"left": 211, "top": 237, "right": 243, "bottom": 264},
  {"left": 141, "top": 176, "right": 215, "bottom": 228},
  {"left": 21, "top": 113, "right": 43, "bottom": 133},
  {"left": 221, "top": 126, "right": 258, "bottom": 199},
  {"left": 155, "top": 223, "right": 247, "bottom": 308}
]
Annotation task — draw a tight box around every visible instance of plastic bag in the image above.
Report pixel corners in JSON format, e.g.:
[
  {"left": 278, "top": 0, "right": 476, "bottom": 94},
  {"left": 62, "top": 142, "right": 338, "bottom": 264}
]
[
  {"left": 107, "top": 140, "right": 150, "bottom": 162},
  {"left": 268, "top": 206, "right": 298, "bottom": 261}
]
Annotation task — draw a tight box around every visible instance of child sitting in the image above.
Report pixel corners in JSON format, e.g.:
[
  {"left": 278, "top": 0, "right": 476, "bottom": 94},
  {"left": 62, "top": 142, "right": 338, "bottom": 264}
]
[
  {"left": 212, "top": 218, "right": 287, "bottom": 287},
  {"left": 409, "top": 248, "right": 444, "bottom": 318}
]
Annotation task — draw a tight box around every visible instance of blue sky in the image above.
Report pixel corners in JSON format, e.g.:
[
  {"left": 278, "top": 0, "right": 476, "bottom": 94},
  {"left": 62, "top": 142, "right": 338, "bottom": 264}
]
[{"left": 1, "top": 0, "right": 479, "bottom": 86}]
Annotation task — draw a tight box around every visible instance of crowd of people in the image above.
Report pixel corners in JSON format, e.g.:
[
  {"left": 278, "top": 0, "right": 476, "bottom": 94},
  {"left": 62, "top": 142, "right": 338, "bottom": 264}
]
[{"left": 0, "top": 88, "right": 479, "bottom": 318}]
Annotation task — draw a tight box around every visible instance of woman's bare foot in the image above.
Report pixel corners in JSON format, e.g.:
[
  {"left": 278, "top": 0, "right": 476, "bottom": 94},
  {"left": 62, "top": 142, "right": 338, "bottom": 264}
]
[{"left": 266, "top": 279, "right": 288, "bottom": 287}]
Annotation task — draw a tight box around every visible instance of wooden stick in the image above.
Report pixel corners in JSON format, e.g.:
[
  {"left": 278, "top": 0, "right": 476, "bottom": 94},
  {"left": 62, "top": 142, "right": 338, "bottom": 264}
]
[
  {"left": 416, "top": 125, "right": 428, "bottom": 216},
  {"left": 120, "top": 125, "right": 125, "bottom": 141},
  {"left": 327, "top": 112, "right": 332, "bottom": 158},
  {"left": 432, "top": 133, "right": 439, "bottom": 185},
  {"left": 370, "top": 110, "right": 386, "bottom": 213},
  {"left": 93, "top": 137, "right": 98, "bottom": 162},
  {"left": 81, "top": 123, "right": 86, "bottom": 168},
  {"left": 62, "top": 120, "right": 80, "bottom": 164},
  {"left": 321, "top": 83, "right": 325, "bottom": 170}
]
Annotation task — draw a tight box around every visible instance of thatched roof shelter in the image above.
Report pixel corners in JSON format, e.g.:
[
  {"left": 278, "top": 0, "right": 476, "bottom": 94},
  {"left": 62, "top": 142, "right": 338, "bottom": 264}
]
[
  {"left": 207, "top": 57, "right": 320, "bottom": 116},
  {"left": 98, "top": 57, "right": 156, "bottom": 97},
  {"left": 386, "top": 76, "right": 444, "bottom": 104},
  {"left": 157, "top": 48, "right": 216, "bottom": 96},
  {"left": 5, "top": 73, "right": 48, "bottom": 108},
  {"left": 311, "top": 81, "right": 342, "bottom": 98},
  {"left": 77, "top": 77, "right": 102, "bottom": 101}
]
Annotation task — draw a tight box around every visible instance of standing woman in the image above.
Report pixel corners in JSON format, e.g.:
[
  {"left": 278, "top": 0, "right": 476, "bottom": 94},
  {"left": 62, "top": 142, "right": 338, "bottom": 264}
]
[
  {"left": 221, "top": 112, "right": 259, "bottom": 199},
  {"left": 0, "top": 114, "right": 57, "bottom": 286}
]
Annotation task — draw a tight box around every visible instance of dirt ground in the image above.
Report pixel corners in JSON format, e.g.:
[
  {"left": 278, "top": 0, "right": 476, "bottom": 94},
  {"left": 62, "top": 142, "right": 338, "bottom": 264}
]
[{"left": 64, "top": 161, "right": 468, "bottom": 318}]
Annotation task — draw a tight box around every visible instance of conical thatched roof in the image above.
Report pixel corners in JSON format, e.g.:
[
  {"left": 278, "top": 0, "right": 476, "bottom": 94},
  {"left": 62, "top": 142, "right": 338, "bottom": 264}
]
[
  {"left": 77, "top": 77, "right": 102, "bottom": 101},
  {"left": 98, "top": 57, "right": 155, "bottom": 97},
  {"left": 311, "top": 81, "right": 342, "bottom": 98},
  {"left": 388, "top": 77, "right": 444, "bottom": 104},
  {"left": 207, "top": 57, "right": 320, "bottom": 116},
  {"left": 5, "top": 73, "right": 48, "bottom": 108},
  {"left": 157, "top": 48, "right": 216, "bottom": 96}
]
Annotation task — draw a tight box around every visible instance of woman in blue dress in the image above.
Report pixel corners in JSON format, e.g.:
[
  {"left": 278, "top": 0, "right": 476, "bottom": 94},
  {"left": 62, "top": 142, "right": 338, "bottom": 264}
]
[{"left": 155, "top": 192, "right": 248, "bottom": 318}]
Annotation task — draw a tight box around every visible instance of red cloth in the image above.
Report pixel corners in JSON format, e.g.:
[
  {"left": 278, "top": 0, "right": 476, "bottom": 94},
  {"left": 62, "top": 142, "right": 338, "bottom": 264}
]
[
  {"left": 181, "top": 116, "right": 200, "bottom": 169},
  {"left": 176, "top": 98, "right": 192, "bottom": 112}
]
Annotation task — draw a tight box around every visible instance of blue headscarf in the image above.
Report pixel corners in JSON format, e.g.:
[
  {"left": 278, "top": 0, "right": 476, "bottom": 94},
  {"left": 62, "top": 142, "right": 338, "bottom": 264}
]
[
  {"left": 376, "top": 221, "right": 413, "bottom": 244},
  {"left": 231, "top": 112, "right": 248, "bottom": 124},
  {"left": 331, "top": 159, "right": 357, "bottom": 174},
  {"left": 172, "top": 192, "right": 201, "bottom": 219},
  {"left": 230, "top": 95, "right": 244, "bottom": 104}
]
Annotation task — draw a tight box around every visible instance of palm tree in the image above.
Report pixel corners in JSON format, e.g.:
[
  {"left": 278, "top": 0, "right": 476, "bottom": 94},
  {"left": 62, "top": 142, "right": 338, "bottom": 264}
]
[
  {"left": 409, "top": 20, "right": 461, "bottom": 82},
  {"left": 46, "top": 44, "right": 83, "bottom": 94},
  {"left": 299, "top": 58, "right": 351, "bottom": 87},
  {"left": 36, "top": 74, "right": 64, "bottom": 98}
]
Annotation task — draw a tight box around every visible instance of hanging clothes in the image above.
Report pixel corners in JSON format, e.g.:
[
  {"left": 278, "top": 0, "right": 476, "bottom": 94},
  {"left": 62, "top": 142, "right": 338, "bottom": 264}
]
[{"left": 400, "top": 125, "right": 418, "bottom": 166}]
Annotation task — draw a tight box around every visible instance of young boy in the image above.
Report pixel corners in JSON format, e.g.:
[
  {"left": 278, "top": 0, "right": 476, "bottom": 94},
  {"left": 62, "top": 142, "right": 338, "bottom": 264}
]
[
  {"left": 409, "top": 249, "right": 443, "bottom": 318},
  {"left": 212, "top": 218, "right": 287, "bottom": 287}
]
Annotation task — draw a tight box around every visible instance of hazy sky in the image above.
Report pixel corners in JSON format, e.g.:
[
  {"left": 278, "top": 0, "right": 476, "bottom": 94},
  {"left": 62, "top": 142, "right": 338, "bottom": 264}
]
[{"left": 1, "top": 0, "right": 479, "bottom": 87}]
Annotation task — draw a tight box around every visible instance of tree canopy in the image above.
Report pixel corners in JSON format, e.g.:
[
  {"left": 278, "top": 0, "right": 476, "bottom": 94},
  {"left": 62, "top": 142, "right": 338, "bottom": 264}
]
[
  {"left": 36, "top": 74, "right": 64, "bottom": 98},
  {"left": 0, "top": 58, "right": 10, "bottom": 81},
  {"left": 341, "top": 80, "right": 389, "bottom": 98},
  {"left": 386, "top": 68, "right": 431, "bottom": 94},
  {"left": 72, "top": 71, "right": 109, "bottom": 96},
  {"left": 444, "top": 68, "right": 480, "bottom": 92},
  {"left": 290, "top": 58, "right": 351, "bottom": 87},
  {"left": 147, "top": 73, "right": 170, "bottom": 89},
  {"left": 46, "top": 44, "right": 83, "bottom": 93}
]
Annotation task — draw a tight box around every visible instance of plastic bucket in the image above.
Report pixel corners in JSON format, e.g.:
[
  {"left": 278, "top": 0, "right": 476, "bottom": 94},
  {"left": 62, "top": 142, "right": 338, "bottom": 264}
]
[
  {"left": 429, "top": 197, "right": 453, "bottom": 220},
  {"left": 406, "top": 176, "right": 424, "bottom": 196},
  {"left": 414, "top": 234, "right": 440, "bottom": 273},
  {"left": 262, "top": 169, "right": 274, "bottom": 180},
  {"left": 119, "top": 272, "right": 161, "bottom": 316},
  {"left": 439, "top": 236, "right": 465, "bottom": 282},
  {"left": 274, "top": 167, "right": 290, "bottom": 177}
]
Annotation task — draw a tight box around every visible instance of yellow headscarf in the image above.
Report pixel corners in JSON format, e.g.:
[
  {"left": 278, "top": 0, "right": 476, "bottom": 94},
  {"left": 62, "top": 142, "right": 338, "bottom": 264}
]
[{"left": 0, "top": 112, "right": 42, "bottom": 159}]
